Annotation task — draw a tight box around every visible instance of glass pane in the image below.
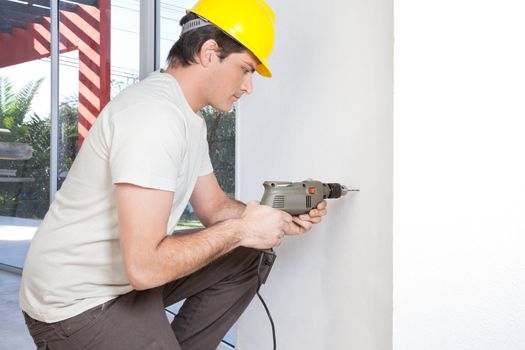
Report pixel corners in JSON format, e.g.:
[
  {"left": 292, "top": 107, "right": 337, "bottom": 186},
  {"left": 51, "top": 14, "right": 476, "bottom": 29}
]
[
  {"left": 110, "top": 0, "right": 140, "bottom": 97},
  {"left": 57, "top": 50, "right": 79, "bottom": 189},
  {"left": 0, "top": 1, "right": 141, "bottom": 269},
  {"left": 159, "top": 0, "right": 194, "bottom": 68},
  {"left": 0, "top": 1, "right": 51, "bottom": 266},
  {"left": 57, "top": 0, "right": 140, "bottom": 189},
  {"left": 159, "top": 1, "right": 237, "bottom": 233}
]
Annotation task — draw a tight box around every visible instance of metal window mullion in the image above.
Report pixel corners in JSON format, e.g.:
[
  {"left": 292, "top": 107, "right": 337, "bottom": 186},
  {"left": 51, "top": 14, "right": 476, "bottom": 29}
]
[
  {"left": 50, "top": 0, "right": 59, "bottom": 203},
  {"left": 140, "top": 0, "right": 160, "bottom": 80},
  {"left": 155, "top": 0, "right": 160, "bottom": 70}
]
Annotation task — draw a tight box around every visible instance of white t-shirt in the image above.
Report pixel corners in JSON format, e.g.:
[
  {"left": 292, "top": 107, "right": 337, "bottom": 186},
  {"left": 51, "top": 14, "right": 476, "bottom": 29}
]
[{"left": 19, "top": 71, "right": 213, "bottom": 323}]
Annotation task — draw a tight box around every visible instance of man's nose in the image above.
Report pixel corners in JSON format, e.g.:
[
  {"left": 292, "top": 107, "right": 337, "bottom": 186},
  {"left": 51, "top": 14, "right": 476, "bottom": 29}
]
[{"left": 241, "top": 74, "right": 253, "bottom": 95}]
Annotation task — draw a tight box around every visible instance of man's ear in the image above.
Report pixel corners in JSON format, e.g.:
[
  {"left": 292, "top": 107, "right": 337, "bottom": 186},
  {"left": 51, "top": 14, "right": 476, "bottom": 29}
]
[{"left": 198, "top": 39, "right": 220, "bottom": 67}]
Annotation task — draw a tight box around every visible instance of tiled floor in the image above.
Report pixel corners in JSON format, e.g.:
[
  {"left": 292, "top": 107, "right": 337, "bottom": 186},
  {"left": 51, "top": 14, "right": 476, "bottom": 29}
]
[{"left": 0, "top": 270, "right": 35, "bottom": 350}]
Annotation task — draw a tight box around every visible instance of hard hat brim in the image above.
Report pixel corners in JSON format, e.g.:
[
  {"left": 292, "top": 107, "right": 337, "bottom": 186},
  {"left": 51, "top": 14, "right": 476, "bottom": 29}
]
[{"left": 256, "top": 62, "right": 272, "bottom": 78}]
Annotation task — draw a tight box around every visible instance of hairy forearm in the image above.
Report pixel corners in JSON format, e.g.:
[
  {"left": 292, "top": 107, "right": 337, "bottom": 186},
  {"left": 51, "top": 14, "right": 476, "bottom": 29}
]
[
  {"left": 202, "top": 197, "right": 246, "bottom": 226},
  {"left": 130, "top": 218, "right": 242, "bottom": 290}
]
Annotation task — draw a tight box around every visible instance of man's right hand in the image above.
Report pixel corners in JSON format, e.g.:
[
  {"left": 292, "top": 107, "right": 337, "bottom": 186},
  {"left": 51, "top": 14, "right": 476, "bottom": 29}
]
[{"left": 238, "top": 201, "right": 293, "bottom": 249}]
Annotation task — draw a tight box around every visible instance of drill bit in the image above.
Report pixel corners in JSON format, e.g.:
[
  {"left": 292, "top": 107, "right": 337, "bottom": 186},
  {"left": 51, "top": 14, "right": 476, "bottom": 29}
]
[{"left": 341, "top": 185, "right": 360, "bottom": 196}]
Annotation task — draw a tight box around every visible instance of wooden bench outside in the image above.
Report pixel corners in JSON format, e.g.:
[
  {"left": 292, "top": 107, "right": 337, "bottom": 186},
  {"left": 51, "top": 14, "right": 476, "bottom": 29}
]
[{"left": 0, "top": 130, "right": 35, "bottom": 183}]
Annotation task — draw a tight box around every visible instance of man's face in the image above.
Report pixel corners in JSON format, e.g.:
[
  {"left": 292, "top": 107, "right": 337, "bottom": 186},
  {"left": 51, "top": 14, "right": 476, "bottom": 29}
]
[{"left": 205, "top": 50, "right": 258, "bottom": 112}]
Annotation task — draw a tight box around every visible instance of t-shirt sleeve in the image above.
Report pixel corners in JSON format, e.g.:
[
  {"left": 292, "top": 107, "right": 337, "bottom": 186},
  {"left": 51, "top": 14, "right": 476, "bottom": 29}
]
[{"left": 109, "top": 104, "right": 185, "bottom": 192}]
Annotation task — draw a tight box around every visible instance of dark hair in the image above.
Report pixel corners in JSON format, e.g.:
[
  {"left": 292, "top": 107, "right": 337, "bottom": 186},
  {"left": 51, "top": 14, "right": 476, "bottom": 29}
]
[{"left": 167, "top": 13, "right": 247, "bottom": 68}]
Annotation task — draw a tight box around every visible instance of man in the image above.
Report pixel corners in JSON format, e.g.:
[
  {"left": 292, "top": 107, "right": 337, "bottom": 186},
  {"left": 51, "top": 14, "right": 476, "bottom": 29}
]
[{"left": 20, "top": 0, "right": 327, "bottom": 349}]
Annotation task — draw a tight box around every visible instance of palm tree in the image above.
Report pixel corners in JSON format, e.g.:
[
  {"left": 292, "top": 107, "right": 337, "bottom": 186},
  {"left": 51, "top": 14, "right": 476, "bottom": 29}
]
[
  {"left": 0, "top": 76, "right": 44, "bottom": 141},
  {"left": 0, "top": 76, "right": 48, "bottom": 218}
]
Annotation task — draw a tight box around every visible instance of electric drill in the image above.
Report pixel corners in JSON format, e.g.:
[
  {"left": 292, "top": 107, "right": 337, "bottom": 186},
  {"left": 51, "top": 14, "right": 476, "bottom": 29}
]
[
  {"left": 260, "top": 180, "right": 359, "bottom": 215},
  {"left": 257, "top": 180, "right": 358, "bottom": 284}
]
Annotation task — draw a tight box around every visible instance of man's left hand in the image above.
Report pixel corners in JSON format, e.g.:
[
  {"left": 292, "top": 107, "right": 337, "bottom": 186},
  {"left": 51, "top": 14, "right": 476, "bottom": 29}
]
[{"left": 285, "top": 200, "right": 328, "bottom": 235}]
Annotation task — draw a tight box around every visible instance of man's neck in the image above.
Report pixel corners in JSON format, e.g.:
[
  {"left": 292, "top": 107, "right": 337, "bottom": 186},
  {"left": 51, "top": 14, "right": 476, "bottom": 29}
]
[{"left": 164, "top": 66, "right": 207, "bottom": 113}]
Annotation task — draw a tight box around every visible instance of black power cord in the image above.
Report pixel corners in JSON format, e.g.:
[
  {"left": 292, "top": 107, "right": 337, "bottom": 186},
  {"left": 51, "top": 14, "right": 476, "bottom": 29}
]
[{"left": 257, "top": 251, "right": 277, "bottom": 350}]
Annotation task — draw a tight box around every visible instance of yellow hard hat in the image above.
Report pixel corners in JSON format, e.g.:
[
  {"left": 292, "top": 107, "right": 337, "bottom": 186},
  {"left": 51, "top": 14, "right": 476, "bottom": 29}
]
[{"left": 189, "top": 0, "right": 275, "bottom": 78}]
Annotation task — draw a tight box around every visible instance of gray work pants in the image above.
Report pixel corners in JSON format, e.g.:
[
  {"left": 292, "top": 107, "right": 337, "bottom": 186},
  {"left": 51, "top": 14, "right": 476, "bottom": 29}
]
[{"left": 23, "top": 247, "right": 266, "bottom": 350}]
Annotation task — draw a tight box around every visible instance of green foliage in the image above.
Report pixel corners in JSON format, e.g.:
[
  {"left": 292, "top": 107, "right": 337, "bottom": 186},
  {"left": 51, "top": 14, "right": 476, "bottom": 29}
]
[
  {"left": 57, "top": 97, "right": 79, "bottom": 180},
  {"left": 177, "top": 106, "right": 236, "bottom": 227},
  {"left": 201, "top": 106, "right": 235, "bottom": 196},
  {"left": 0, "top": 77, "right": 43, "bottom": 141},
  {"left": 0, "top": 77, "right": 78, "bottom": 219},
  {"left": 0, "top": 77, "right": 49, "bottom": 218}
]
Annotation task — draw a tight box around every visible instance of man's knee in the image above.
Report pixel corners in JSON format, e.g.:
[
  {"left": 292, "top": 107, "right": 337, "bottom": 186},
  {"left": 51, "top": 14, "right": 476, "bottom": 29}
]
[
  {"left": 222, "top": 247, "right": 262, "bottom": 277},
  {"left": 224, "top": 247, "right": 275, "bottom": 287}
]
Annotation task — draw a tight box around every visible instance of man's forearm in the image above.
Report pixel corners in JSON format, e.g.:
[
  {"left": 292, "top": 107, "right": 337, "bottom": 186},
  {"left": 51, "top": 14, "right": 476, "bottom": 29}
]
[
  {"left": 203, "top": 197, "right": 246, "bottom": 226},
  {"left": 126, "top": 198, "right": 296, "bottom": 290},
  {"left": 130, "top": 218, "right": 243, "bottom": 290},
  {"left": 151, "top": 198, "right": 244, "bottom": 287}
]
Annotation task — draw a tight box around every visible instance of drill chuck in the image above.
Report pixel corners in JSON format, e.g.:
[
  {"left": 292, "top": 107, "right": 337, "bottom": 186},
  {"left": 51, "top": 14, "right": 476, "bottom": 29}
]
[{"left": 327, "top": 183, "right": 359, "bottom": 198}]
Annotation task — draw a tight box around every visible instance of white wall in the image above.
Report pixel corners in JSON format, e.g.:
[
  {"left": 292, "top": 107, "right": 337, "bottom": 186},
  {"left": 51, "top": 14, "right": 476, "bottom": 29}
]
[
  {"left": 236, "top": 0, "right": 393, "bottom": 349},
  {"left": 394, "top": 1, "right": 525, "bottom": 349}
]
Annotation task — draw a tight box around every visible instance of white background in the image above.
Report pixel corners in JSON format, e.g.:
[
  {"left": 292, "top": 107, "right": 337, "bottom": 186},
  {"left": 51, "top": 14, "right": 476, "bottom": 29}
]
[{"left": 394, "top": 0, "right": 525, "bottom": 349}]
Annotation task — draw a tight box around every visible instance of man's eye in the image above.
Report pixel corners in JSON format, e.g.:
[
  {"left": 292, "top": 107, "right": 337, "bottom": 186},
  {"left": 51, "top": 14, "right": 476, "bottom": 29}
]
[{"left": 242, "top": 66, "right": 254, "bottom": 75}]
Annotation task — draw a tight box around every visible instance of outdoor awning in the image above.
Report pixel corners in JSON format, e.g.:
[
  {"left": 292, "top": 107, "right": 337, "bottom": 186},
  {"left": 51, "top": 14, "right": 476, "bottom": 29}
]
[{"left": 0, "top": 0, "right": 98, "bottom": 34}]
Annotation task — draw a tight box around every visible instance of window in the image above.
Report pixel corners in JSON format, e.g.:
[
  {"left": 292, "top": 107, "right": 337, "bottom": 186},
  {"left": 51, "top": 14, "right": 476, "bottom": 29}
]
[
  {"left": 159, "top": 0, "right": 237, "bottom": 231},
  {"left": 0, "top": 2, "right": 52, "bottom": 268},
  {"left": 58, "top": 0, "right": 140, "bottom": 189},
  {"left": 1, "top": 1, "right": 237, "bottom": 346},
  {"left": 0, "top": 0, "right": 140, "bottom": 268}
]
